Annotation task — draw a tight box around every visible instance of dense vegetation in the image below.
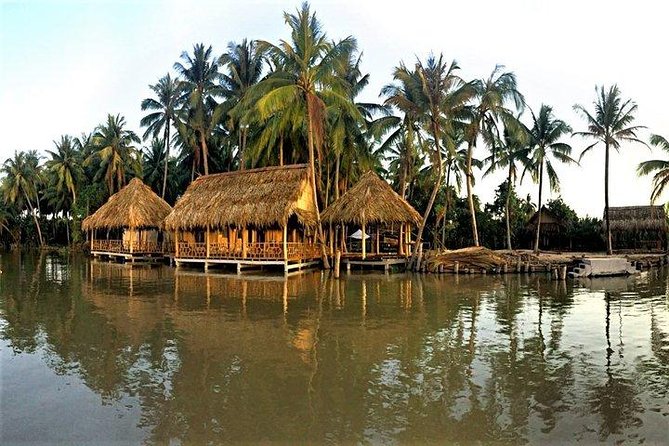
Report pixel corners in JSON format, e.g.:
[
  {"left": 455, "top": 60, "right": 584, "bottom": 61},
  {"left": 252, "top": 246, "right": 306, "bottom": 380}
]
[{"left": 0, "top": 3, "right": 664, "bottom": 254}]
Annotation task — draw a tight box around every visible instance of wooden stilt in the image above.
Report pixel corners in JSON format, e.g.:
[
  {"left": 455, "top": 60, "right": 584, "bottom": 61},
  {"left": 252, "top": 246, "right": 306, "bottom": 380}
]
[{"left": 334, "top": 250, "right": 341, "bottom": 278}]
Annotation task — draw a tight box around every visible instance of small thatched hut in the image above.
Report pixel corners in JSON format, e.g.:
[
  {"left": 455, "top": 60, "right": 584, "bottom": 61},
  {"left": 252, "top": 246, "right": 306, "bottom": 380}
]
[
  {"left": 525, "top": 207, "right": 569, "bottom": 250},
  {"left": 162, "top": 164, "right": 320, "bottom": 271},
  {"left": 608, "top": 205, "right": 667, "bottom": 251},
  {"left": 322, "top": 171, "right": 421, "bottom": 259},
  {"left": 82, "top": 178, "right": 172, "bottom": 256}
]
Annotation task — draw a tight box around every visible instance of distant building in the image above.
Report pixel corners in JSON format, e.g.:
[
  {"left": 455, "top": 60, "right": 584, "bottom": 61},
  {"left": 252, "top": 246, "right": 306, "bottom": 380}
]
[
  {"left": 525, "top": 207, "right": 569, "bottom": 250},
  {"left": 608, "top": 205, "right": 667, "bottom": 252}
]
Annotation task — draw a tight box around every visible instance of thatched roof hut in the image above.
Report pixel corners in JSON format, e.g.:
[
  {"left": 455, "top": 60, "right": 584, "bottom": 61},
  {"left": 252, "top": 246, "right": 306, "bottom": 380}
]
[
  {"left": 163, "top": 164, "right": 317, "bottom": 231},
  {"left": 608, "top": 206, "right": 667, "bottom": 232},
  {"left": 82, "top": 178, "right": 172, "bottom": 231},
  {"left": 321, "top": 171, "right": 421, "bottom": 225}
]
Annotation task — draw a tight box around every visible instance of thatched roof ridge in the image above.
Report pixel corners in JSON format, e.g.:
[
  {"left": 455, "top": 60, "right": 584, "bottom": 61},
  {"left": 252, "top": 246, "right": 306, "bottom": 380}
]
[
  {"left": 82, "top": 178, "right": 172, "bottom": 230},
  {"left": 321, "top": 171, "right": 421, "bottom": 225},
  {"left": 608, "top": 205, "right": 667, "bottom": 231},
  {"left": 163, "top": 164, "right": 316, "bottom": 230}
]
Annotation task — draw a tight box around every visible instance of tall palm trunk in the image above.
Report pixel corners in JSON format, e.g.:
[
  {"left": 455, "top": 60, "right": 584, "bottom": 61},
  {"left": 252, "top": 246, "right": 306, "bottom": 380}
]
[
  {"left": 442, "top": 161, "right": 452, "bottom": 247},
  {"left": 466, "top": 140, "right": 479, "bottom": 246},
  {"left": 200, "top": 130, "right": 209, "bottom": 175},
  {"left": 411, "top": 120, "right": 443, "bottom": 268},
  {"left": 279, "top": 134, "right": 284, "bottom": 166},
  {"left": 533, "top": 159, "right": 544, "bottom": 253},
  {"left": 306, "top": 99, "right": 330, "bottom": 269},
  {"left": 604, "top": 141, "right": 612, "bottom": 255},
  {"left": 161, "top": 121, "right": 171, "bottom": 199},
  {"left": 23, "top": 190, "right": 43, "bottom": 246},
  {"left": 505, "top": 164, "right": 513, "bottom": 251}
]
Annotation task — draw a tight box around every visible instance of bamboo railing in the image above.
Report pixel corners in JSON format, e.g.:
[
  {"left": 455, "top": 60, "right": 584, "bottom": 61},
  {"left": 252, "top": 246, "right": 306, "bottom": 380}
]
[
  {"left": 91, "top": 239, "right": 164, "bottom": 254},
  {"left": 176, "top": 241, "right": 320, "bottom": 261}
]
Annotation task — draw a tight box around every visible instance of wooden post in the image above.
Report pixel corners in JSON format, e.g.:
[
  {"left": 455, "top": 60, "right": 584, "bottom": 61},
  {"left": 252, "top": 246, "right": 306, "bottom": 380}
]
[
  {"left": 362, "top": 223, "right": 367, "bottom": 260},
  {"left": 206, "top": 227, "right": 211, "bottom": 259},
  {"left": 552, "top": 268, "right": 558, "bottom": 280},
  {"left": 283, "top": 225, "right": 288, "bottom": 263},
  {"left": 129, "top": 229, "right": 134, "bottom": 254},
  {"left": 242, "top": 228, "right": 248, "bottom": 259},
  {"left": 559, "top": 265, "right": 567, "bottom": 280},
  {"left": 503, "top": 262, "right": 508, "bottom": 274},
  {"left": 454, "top": 261, "right": 459, "bottom": 275},
  {"left": 334, "top": 250, "right": 341, "bottom": 278},
  {"left": 398, "top": 223, "right": 404, "bottom": 256},
  {"left": 175, "top": 230, "right": 180, "bottom": 257},
  {"left": 375, "top": 226, "right": 380, "bottom": 255}
]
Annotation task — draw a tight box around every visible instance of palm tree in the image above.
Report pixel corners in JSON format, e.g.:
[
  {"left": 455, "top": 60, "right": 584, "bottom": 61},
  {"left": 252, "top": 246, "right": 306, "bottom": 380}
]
[
  {"left": 174, "top": 43, "right": 222, "bottom": 176},
  {"left": 252, "top": 2, "right": 361, "bottom": 268},
  {"left": 465, "top": 66, "right": 524, "bottom": 246},
  {"left": 142, "top": 138, "right": 166, "bottom": 194},
  {"left": 220, "top": 39, "right": 265, "bottom": 169},
  {"left": 2, "top": 150, "right": 44, "bottom": 245},
  {"left": 573, "top": 85, "right": 646, "bottom": 254},
  {"left": 483, "top": 123, "right": 531, "bottom": 250},
  {"left": 141, "top": 73, "right": 181, "bottom": 198},
  {"left": 526, "top": 105, "right": 575, "bottom": 253},
  {"left": 638, "top": 134, "right": 669, "bottom": 203},
  {"left": 45, "top": 135, "right": 83, "bottom": 205},
  {"left": 383, "top": 56, "right": 471, "bottom": 264},
  {"left": 87, "top": 114, "right": 141, "bottom": 195}
]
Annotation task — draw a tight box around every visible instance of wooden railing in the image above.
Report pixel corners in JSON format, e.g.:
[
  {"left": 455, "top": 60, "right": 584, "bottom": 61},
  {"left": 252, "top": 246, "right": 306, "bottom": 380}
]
[
  {"left": 91, "top": 239, "right": 164, "bottom": 254},
  {"left": 176, "top": 241, "right": 320, "bottom": 261}
]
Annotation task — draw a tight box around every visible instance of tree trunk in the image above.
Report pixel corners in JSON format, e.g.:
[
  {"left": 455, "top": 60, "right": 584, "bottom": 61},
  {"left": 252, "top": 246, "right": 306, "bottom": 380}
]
[
  {"left": 161, "top": 121, "right": 171, "bottom": 199},
  {"left": 533, "top": 159, "right": 544, "bottom": 253},
  {"left": 605, "top": 142, "right": 612, "bottom": 255},
  {"left": 505, "top": 164, "right": 513, "bottom": 251},
  {"left": 279, "top": 134, "right": 284, "bottom": 167},
  {"left": 200, "top": 130, "right": 209, "bottom": 175},
  {"left": 24, "top": 190, "right": 43, "bottom": 246},
  {"left": 411, "top": 119, "right": 443, "bottom": 268},
  {"left": 306, "top": 97, "right": 330, "bottom": 269},
  {"left": 466, "top": 140, "right": 479, "bottom": 246},
  {"left": 442, "top": 161, "right": 452, "bottom": 247}
]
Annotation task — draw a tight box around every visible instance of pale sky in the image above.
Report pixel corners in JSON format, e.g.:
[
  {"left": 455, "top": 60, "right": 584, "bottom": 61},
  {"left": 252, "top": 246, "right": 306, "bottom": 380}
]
[{"left": 1, "top": 0, "right": 666, "bottom": 217}]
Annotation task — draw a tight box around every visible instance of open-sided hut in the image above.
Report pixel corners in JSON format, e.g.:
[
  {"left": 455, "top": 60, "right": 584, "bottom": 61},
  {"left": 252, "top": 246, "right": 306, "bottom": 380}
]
[
  {"left": 82, "top": 178, "right": 172, "bottom": 260},
  {"left": 321, "top": 171, "right": 421, "bottom": 262},
  {"left": 608, "top": 205, "right": 667, "bottom": 252},
  {"left": 162, "top": 164, "right": 320, "bottom": 273},
  {"left": 525, "top": 207, "right": 569, "bottom": 250}
]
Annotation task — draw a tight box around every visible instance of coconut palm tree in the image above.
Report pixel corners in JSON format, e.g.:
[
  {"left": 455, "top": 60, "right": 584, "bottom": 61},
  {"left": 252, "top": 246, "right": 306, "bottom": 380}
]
[
  {"left": 252, "top": 2, "right": 361, "bottom": 268},
  {"left": 220, "top": 39, "right": 265, "bottom": 169},
  {"left": 140, "top": 73, "right": 181, "bottom": 198},
  {"left": 87, "top": 114, "right": 141, "bottom": 195},
  {"left": 483, "top": 123, "right": 531, "bottom": 250},
  {"left": 384, "top": 55, "right": 471, "bottom": 266},
  {"left": 638, "top": 134, "right": 669, "bottom": 203},
  {"left": 465, "top": 66, "right": 524, "bottom": 246},
  {"left": 573, "top": 85, "right": 646, "bottom": 255},
  {"left": 142, "top": 138, "right": 166, "bottom": 194},
  {"left": 2, "top": 150, "right": 44, "bottom": 245},
  {"left": 526, "top": 105, "right": 575, "bottom": 253},
  {"left": 45, "top": 135, "right": 83, "bottom": 205},
  {"left": 174, "top": 43, "right": 222, "bottom": 176}
]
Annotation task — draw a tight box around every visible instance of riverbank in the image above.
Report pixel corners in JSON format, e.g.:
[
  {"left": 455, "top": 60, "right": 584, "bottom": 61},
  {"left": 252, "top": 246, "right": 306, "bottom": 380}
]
[{"left": 421, "top": 247, "right": 668, "bottom": 275}]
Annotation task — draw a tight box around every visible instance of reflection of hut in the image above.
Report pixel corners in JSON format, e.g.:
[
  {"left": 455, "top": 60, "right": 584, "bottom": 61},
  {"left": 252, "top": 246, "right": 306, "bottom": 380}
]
[
  {"left": 163, "top": 165, "right": 320, "bottom": 273},
  {"left": 525, "top": 207, "right": 568, "bottom": 250},
  {"left": 322, "top": 171, "right": 421, "bottom": 269},
  {"left": 608, "top": 206, "right": 667, "bottom": 252},
  {"left": 82, "top": 178, "right": 172, "bottom": 261}
]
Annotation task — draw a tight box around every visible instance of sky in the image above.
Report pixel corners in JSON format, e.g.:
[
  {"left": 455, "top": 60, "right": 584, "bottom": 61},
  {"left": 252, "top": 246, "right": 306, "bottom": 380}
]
[{"left": 1, "top": 0, "right": 667, "bottom": 217}]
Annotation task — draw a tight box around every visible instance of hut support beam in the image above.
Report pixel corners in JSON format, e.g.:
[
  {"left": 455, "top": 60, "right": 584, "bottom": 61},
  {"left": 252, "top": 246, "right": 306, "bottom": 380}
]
[
  {"left": 362, "top": 223, "right": 366, "bottom": 260},
  {"left": 242, "top": 228, "right": 248, "bottom": 259}
]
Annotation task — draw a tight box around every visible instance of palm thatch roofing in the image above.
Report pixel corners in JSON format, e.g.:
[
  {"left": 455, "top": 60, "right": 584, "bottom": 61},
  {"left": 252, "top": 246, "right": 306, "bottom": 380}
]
[
  {"left": 82, "top": 178, "right": 172, "bottom": 231},
  {"left": 163, "top": 164, "right": 316, "bottom": 230},
  {"left": 321, "top": 171, "right": 421, "bottom": 226},
  {"left": 608, "top": 205, "right": 668, "bottom": 232}
]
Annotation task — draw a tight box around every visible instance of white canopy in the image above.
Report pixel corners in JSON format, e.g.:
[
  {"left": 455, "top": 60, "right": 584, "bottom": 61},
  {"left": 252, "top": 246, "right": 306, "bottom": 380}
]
[{"left": 349, "top": 229, "right": 370, "bottom": 240}]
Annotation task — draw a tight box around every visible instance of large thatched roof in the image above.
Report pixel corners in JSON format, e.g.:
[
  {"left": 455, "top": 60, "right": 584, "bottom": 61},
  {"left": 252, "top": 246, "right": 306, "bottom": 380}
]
[
  {"left": 163, "top": 164, "right": 316, "bottom": 230},
  {"left": 82, "top": 178, "right": 172, "bottom": 231},
  {"left": 321, "top": 171, "right": 421, "bottom": 226},
  {"left": 608, "top": 205, "right": 668, "bottom": 232}
]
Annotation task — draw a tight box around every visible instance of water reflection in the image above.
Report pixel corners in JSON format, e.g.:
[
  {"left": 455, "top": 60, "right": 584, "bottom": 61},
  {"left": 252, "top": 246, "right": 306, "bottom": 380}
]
[{"left": 1, "top": 254, "right": 668, "bottom": 444}]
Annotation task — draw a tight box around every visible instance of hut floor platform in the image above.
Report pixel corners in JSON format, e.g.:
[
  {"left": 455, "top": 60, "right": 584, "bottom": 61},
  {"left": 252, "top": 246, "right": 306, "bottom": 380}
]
[
  {"left": 342, "top": 255, "right": 408, "bottom": 272},
  {"left": 173, "top": 257, "right": 321, "bottom": 275},
  {"left": 91, "top": 250, "right": 166, "bottom": 264}
]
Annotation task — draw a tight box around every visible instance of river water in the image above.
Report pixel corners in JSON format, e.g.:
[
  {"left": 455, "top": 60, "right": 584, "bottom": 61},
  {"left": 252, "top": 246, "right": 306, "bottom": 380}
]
[{"left": 0, "top": 252, "right": 667, "bottom": 444}]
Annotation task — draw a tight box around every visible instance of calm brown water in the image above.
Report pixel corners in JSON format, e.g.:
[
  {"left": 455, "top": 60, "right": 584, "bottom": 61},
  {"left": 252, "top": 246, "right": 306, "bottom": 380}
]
[{"left": 0, "top": 252, "right": 667, "bottom": 445}]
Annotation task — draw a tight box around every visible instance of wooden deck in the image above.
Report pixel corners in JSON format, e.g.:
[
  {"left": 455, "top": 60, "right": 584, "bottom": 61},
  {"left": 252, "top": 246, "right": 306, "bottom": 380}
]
[
  {"left": 90, "top": 240, "right": 167, "bottom": 263},
  {"left": 174, "top": 241, "right": 321, "bottom": 274},
  {"left": 342, "top": 255, "right": 408, "bottom": 272}
]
